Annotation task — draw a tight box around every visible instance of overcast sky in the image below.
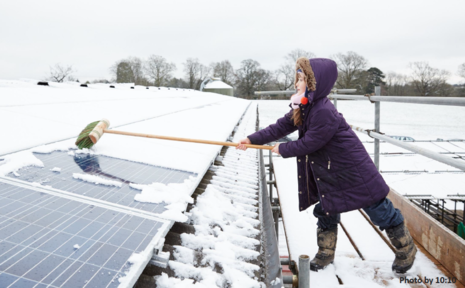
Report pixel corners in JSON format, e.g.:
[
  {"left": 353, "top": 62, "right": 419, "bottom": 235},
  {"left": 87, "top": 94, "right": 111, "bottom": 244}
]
[{"left": 1, "top": 0, "right": 464, "bottom": 83}]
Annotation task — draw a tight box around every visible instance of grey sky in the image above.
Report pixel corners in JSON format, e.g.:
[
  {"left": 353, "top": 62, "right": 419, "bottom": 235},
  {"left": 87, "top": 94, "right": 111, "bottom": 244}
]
[{"left": 1, "top": 0, "right": 464, "bottom": 83}]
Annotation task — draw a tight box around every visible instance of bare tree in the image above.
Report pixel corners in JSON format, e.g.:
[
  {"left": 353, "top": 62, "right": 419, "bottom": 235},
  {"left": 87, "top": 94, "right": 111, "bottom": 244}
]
[
  {"left": 331, "top": 51, "right": 368, "bottom": 90},
  {"left": 210, "top": 60, "right": 235, "bottom": 86},
  {"left": 235, "top": 59, "right": 272, "bottom": 98},
  {"left": 110, "top": 57, "right": 146, "bottom": 85},
  {"left": 48, "top": 63, "right": 75, "bottom": 83},
  {"left": 183, "top": 58, "right": 210, "bottom": 89},
  {"left": 275, "top": 49, "right": 316, "bottom": 91},
  {"left": 458, "top": 63, "right": 465, "bottom": 81},
  {"left": 144, "top": 55, "right": 176, "bottom": 87},
  {"left": 285, "top": 49, "right": 316, "bottom": 63},
  {"left": 385, "top": 72, "right": 410, "bottom": 96},
  {"left": 409, "top": 62, "right": 450, "bottom": 96}
]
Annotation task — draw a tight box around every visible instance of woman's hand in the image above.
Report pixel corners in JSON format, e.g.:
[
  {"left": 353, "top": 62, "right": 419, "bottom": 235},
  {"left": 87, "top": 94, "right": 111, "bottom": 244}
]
[
  {"left": 272, "top": 143, "right": 281, "bottom": 155},
  {"left": 237, "top": 138, "right": 251, "bottom": 150}
]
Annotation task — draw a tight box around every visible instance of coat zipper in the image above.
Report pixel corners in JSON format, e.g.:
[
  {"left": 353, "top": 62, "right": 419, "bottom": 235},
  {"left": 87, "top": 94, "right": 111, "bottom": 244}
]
[{"left": 306, "top": 155, "right": 310, "bottom": 202}]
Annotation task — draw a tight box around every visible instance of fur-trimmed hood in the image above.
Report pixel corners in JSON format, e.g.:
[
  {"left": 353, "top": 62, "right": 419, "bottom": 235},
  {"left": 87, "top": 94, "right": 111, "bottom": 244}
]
[{"left": 295, "top": 58, "right": 338, "bottom": 103}]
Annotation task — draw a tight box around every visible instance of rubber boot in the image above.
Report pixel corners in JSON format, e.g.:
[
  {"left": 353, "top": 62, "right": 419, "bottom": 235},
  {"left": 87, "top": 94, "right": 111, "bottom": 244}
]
[
  {"left": 386, "top": 221, "right": 417, "bottom": 273},
  {"left": 310, "top": 227, "right": 337, "bottom": 271}
]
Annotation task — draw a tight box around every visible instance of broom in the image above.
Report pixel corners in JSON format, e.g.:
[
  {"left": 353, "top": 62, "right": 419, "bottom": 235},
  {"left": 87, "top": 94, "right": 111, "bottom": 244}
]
[{"left": 75, "top": 119, "right": 273, "bottom": 150}]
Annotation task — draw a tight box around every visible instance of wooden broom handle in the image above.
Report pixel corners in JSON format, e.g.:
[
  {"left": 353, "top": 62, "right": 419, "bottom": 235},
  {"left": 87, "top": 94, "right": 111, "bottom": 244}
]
[{"left": 103, "top": 129, "right": 274, "bottom": 150}]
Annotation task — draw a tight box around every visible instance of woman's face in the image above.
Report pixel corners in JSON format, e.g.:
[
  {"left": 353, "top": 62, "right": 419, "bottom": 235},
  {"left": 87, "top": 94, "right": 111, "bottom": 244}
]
[{"left": 296, "top": 72, "right": 306, "bottom": 94}]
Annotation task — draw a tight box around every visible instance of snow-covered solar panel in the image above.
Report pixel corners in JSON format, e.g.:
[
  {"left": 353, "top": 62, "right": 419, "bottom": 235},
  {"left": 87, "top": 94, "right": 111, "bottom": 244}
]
[
  {"left": 0, "top": 181, "right": 165, "bottom": 288},
  {"left": 7, "top": 151, "right": 196, "bottom": 214}
]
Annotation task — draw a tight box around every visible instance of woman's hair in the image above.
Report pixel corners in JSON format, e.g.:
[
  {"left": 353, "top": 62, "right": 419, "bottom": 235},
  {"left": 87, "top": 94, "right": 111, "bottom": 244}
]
[
  {"left": 291, "top": 72, "right": 305, "bottom": 126},
  {"left": 291, "top": 109, "right": 302, "bottom": 126}
]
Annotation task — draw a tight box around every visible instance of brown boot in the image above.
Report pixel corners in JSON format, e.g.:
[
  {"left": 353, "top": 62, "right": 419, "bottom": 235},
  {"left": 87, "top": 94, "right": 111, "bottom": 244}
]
[
  {"left": 386, "top": 221, "right": 417, "bottom": 273},
  {"left": 310, "top": 227, "right": 337, "bottom": 271}
]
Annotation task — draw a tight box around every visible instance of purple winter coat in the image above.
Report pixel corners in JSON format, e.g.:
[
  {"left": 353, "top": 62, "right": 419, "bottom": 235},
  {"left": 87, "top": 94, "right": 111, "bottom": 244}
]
[{"left": 248, "top": 58, "right": 389, "bottom": 215}]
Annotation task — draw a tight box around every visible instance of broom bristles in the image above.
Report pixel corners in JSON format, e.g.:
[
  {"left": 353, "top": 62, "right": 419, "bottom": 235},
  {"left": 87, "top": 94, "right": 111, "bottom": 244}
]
[{"left": 75, "top": 121, "right": 99, "bottom": 149}]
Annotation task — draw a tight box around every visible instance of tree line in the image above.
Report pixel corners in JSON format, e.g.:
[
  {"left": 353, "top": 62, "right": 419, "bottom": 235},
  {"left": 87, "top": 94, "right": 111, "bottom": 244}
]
[{"left": 47, "top": 50, "right": 465, "bottom": 98}]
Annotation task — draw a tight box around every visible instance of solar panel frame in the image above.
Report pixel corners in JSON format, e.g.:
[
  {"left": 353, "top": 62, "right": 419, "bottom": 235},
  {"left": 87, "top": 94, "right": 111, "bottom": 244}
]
[{"left": 0, "top": 180, "right": 171, "bottom": 288}]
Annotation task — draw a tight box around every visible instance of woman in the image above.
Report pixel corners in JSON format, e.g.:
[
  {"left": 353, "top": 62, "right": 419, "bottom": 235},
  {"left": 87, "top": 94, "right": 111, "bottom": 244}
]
[{"left": 237, "top": 57, "right": 416, "bottom": 273}]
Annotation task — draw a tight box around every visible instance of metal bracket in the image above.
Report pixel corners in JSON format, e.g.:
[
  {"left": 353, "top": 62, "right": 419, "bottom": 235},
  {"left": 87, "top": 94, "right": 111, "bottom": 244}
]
[
  {"left": 365, "top": 129, "right": 385, "bottom": 139},
  {"left": 149, "top": 250, "right": 170, "bottom": 268},
  {"left": 364, "top": 93, "right": 375, "bottom": 103}
]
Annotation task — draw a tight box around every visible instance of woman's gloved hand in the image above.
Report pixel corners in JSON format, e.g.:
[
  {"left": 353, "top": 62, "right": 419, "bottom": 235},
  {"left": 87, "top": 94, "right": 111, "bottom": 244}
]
[{"left": 236, "top": 138, "right": 251, "bottom": 150}]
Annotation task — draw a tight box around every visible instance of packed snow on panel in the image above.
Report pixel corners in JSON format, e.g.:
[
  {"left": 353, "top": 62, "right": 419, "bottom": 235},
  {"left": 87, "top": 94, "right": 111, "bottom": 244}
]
[{"left": 72, "top": 173, "right": 123, "bottom": 187}]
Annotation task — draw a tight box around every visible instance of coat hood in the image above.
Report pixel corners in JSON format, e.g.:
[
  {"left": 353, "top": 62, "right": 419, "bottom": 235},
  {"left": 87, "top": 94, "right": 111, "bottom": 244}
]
[{"left": 295, "top": 58, "right": 338, "bottom": 103}]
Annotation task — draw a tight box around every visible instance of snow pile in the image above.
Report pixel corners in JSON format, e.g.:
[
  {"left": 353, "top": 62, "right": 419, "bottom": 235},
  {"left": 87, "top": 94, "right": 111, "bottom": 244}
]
[
  {"left": 73, "top": 244, "right": 81, "bottom": 249},
  {"left": 130, "top": 177, "right": 197, "bottom": 222},
  {"left": 0, "top": 150, "right": 44, "bottom": 176},
  {"left": 157, "top": 103, "right": 264, "bottom": 287},
  {"left": 72, "top": 173, "right": 123, "bottom": 187},
  {"left": 130, "top": 179, "right": 195, "bottom": 205},
  {"left": 50, "top": 167, "right": 61, "bottom": 172}
]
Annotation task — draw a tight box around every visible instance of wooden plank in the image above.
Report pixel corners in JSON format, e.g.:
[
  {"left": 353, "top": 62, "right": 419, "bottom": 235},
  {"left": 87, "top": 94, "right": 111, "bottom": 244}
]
[{"left": 388, "top": 188, "right": 465, "bottom": 286}]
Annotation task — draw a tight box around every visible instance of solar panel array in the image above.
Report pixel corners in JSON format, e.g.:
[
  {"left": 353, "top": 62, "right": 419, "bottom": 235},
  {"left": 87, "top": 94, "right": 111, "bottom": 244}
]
[
  {"left": 0, "top": 151, "right": 196, "bottom": 287},
  {"left": 10, "top": 152, "right": 195, "bottom": 214}
]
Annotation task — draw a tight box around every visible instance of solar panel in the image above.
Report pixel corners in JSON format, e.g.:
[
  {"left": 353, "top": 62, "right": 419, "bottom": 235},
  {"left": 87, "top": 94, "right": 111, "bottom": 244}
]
[
  {"left": 8, "top": 151, "right": 196, "bottom": 214},
  {"left": 0, "top": 181, "right": 165, "bottom": 288}
]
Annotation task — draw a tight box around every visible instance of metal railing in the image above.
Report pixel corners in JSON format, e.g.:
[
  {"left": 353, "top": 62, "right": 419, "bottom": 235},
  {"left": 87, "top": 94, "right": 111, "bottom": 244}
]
[
  {"left": 330, "top": 87, "right": 465, "bottom": 171},
  {"left": 254, "top": 88, "right": 357, "bottom": 96},
  {"left": 256, "top": 87, "right": 465, "bottom": 172}
]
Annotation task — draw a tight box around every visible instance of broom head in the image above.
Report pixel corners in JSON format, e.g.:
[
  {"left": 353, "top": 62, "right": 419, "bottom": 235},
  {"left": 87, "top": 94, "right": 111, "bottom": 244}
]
[{"left": 75, "top": 119, "right": 110, "bottom": 149}]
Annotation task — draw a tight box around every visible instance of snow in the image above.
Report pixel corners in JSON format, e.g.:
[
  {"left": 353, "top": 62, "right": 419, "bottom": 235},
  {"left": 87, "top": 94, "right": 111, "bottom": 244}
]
[
  {"left": 0, "top": 150, "right": 44, "bottom": 177},
  {"left": 158, "top": 103, "right": 263, "bottom": 287},
  {"left": 0, "top": 81, "right": 252, "bottom": 287},
  {"left": 50, "top": 167, "right": 61, "bottom": 172},
  {"left": 270, "top": 277, "right": 281, "bottom": 285},
  {"left": 73, "top": 244, "right": 81, "bottom": 249},
  {"left": 72, "top": 173, "right": 123, "bottom": 187},
  {"left": 204, "top": 80, "right": 232, "bottom": 89},
  {"left": 131, "top": 178, "right": 195, "bottom": 205},
  {"left": 0, "top": 81, "right": 252, "bottom": 226},
  {"left": 0, "top": 80, "right": 247, "bottom": 157},
  {"left": 118, "top": 251, "right": 153, "bottom": 287}
]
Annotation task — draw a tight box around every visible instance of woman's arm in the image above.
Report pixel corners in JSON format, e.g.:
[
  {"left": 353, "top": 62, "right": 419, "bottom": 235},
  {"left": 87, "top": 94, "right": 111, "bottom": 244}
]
[
  {"left": 247, "top": 109, "right": 298, "bottom": 145},
  {"left": 279, "top": 108, "right": 339, "bottom": 158}
]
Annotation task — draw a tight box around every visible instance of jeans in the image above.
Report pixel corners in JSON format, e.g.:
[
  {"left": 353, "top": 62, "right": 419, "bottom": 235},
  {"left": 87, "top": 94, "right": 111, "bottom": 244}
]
[{"left": 313, "top": 197, "right": 404, "bottom": 231}]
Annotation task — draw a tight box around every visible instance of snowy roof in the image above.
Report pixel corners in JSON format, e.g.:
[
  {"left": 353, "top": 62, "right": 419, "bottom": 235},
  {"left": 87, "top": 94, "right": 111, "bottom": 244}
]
[
  {"left": 204, "top": 80, "right": 232, "bottom": 90},
  {"left": 0, "top": 80, "right": 266, "bottom": 287}
]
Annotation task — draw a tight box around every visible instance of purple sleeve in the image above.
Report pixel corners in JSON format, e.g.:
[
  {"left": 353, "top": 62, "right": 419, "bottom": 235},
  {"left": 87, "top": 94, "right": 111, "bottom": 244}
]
[
  {"left": 279, "top": 108, "right": 339, "bottom": 158},
  {"left": 247, "top": 109, "right": 297, "bottom": 145}
]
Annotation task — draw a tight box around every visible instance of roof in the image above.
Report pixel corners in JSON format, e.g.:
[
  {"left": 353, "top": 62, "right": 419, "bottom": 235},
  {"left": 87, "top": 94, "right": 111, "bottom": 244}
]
[
  {"left": 0, "top": 80, "right": 261, "bottom": 287},
  {"left": 136, "top": 103, "right": 274, "bottom": 287},
  {"left": 204, "top": 80, "right": 232, "bottom": 90}
]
